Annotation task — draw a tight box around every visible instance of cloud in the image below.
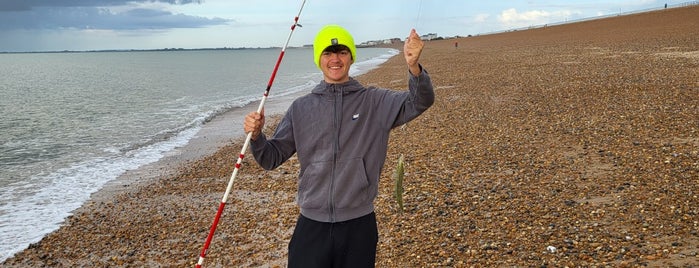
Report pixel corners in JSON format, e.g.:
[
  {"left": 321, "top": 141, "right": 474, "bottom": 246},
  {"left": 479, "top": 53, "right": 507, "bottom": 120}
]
[
  {"left": 474, "top": 13, "right": 490, "bottom": 23},
  {"left": 497, "top": 8, "right": 573, "bottom": 28},
  {"left": 0, "top": 0, "right": 226, "bottom": 31},
  {"left": 0, "top": 0, "right": 203, "bottom": 11}
]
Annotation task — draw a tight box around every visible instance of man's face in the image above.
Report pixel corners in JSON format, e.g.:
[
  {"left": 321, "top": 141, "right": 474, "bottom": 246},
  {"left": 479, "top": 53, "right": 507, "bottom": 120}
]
[{"left": 320, "top": 45, "right": 353, "bottom": 84}]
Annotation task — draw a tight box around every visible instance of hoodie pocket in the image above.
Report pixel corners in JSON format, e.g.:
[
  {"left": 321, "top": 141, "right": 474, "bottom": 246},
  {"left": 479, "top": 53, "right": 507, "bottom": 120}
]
[
  {"left": 298, "top": 160, "right": 333, "bottom": 210},
  {"left": 333, "top": 157, "right": 371, "bottom": 209}
]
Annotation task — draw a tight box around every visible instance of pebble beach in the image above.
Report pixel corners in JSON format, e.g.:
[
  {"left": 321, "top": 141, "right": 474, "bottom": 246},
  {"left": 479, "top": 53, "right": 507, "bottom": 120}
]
[{"left": 3, "top": 5, "right": 698, "bottom": 267}]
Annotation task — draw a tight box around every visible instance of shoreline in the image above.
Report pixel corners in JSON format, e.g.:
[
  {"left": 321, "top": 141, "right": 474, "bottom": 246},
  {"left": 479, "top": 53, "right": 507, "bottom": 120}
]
[
  {"left": 4, "top": 5, "right": 698, "bottom": 267},
  {"left": 89, "top": 90, "right": 302, "bottom": 203},
  {"left": 86, "top": 47, "right": 399, "bottom": 211},
  {"left": 0, "top": 46, "right": 400, "bottom": 264}
]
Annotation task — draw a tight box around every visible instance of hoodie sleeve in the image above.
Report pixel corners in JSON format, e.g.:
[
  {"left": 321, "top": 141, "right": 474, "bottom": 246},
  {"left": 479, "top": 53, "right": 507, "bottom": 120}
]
[
  {"left": 391, "top": 65, "right": 435, "bottom": 128},
  {"left": 250, "top": 111, "right": 296, "bottom": 170}
]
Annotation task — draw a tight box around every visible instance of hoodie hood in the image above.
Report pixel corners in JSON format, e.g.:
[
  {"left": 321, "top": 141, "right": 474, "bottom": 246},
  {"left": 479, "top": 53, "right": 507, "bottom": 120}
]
[{"left": 311, "top": 77, "right": 365, "bottom": 96}]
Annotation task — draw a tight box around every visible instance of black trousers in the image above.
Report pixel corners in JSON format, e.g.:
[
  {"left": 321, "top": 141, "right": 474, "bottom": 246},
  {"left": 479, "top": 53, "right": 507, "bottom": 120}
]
[{"left": 288, "top": 212, "right": 378, "bottom": 268}]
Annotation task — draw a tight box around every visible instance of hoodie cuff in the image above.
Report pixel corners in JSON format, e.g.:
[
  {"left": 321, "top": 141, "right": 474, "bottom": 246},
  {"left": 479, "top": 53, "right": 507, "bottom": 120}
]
[{"left": 409, "top": 63, "right": 426, "bottom": 77}]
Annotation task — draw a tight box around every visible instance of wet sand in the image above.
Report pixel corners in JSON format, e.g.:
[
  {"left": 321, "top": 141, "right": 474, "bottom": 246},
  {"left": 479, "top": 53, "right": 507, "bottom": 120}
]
[{"left": 4, "top": 5, "right": 699, "bottom": 267}]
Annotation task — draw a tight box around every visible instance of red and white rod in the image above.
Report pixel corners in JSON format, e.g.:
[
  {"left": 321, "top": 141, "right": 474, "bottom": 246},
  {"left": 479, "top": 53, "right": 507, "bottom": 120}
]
[{"left": 196, "top": 1, "right": 306, "bottom": 267}]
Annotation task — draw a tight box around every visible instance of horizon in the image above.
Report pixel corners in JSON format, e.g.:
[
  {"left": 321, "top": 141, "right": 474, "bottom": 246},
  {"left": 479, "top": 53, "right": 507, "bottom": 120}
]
[{"left": 0, "top": 0, "right": 698, "bottom": 53}]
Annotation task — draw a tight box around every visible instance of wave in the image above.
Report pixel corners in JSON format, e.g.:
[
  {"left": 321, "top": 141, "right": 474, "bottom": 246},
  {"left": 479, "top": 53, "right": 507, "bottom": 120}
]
[
  {"left": 0, "top": 125, "right": 198, "bottom": 262},
  {"left": 351, "top": 49, "right": 400, "bottom": 77}
]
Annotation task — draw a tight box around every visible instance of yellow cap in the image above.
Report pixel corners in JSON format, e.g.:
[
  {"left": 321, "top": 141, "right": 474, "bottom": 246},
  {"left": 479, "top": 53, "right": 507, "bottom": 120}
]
[{"left": 313, "top": 24, "right": 356, "bottom": 69}]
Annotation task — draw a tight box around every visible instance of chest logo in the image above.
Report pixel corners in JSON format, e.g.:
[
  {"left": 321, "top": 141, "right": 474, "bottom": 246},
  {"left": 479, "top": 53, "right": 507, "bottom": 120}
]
[{"left": 352, "top": 113, "right": 360, "bottom": 120}]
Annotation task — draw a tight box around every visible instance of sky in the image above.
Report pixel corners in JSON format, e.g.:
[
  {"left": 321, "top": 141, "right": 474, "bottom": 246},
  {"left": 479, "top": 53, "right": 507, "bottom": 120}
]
[{"left": 0, "top": 0, "right": 689, "bottom": 52}]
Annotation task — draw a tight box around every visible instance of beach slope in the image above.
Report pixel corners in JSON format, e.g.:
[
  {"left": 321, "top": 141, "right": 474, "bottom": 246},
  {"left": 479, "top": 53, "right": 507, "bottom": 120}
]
[{"left": 4, "top": 5, "right": 699, "bottom": 267}]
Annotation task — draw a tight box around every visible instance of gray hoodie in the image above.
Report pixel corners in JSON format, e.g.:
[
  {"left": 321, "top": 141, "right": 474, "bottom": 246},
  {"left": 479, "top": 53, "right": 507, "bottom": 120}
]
[{"left": 251, "top": 67, "right": 434, "bottom": 223}]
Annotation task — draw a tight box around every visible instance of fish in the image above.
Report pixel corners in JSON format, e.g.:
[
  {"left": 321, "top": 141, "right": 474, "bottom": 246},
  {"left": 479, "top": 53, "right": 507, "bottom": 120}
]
[{"left": 393, "top": 154, "right": 405, "bottom": 213}]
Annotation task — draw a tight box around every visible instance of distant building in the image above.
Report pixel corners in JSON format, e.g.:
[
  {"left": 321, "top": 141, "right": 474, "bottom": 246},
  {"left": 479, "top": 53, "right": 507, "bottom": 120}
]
[
  {"left": 358, "top": 38, "right": 402, "bottom": 47},
  {"left": 421, "top": 33, "right": 438, "bottom": 40},
  {"left": 358, "top": 36, "right": 433, "bottom": 47}
]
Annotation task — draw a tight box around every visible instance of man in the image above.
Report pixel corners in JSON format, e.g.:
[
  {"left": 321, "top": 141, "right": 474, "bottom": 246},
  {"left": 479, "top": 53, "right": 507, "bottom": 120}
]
[{"left": 243, "top": 24, "right": 434, "bottom": 267}]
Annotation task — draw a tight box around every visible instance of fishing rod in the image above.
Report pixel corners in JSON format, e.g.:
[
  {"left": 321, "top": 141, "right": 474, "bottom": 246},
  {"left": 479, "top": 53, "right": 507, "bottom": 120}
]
[{"left": 195, "top": 0, "right": 306, "bottom": 267}]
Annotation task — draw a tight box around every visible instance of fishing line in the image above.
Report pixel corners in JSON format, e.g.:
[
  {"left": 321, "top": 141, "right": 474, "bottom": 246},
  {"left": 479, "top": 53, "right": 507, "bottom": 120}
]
[
  {"left": 395, "top": 0, "right": 426, "bottom": 214},
  {"left": 415, "top": 0, "right": 424, "bottom": 30},
  {"left": 195, "top": 0, "right": 306, "bottom": 267}
]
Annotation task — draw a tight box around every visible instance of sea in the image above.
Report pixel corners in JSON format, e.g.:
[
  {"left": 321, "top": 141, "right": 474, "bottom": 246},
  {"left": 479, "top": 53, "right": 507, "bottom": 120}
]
[{"left": 0, "top": 47, "right": 399, "bottom": 262}]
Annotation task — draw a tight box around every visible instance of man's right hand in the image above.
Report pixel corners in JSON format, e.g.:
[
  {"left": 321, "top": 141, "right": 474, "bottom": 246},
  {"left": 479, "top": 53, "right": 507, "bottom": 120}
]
[{"left": 244, "top": 110, "right": 264, "bottom": 140}]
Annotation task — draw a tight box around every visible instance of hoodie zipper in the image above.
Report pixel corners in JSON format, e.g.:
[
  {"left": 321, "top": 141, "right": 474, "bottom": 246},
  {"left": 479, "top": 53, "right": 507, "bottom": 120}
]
[{"left": 329, "top": 85, "right": 343, "bottom": 222}]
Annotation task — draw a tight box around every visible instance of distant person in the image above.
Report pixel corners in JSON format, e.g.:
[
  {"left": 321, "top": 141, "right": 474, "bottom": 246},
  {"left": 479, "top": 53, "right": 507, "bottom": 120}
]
[
  {"left": 243, "top": 24, "right": 434, "bottom": 267},
  {"left": 455, "top": 41, "right": 459, "bottom": 49}
]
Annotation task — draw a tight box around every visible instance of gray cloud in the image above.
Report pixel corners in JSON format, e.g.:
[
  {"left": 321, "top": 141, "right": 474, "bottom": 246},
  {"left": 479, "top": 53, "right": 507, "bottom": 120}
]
[
  {"left": 0, "top": 0, "right": 203, "bottom": 11},
  {"left": 0, "top": 0, "right": 226, "bottom": 30}
]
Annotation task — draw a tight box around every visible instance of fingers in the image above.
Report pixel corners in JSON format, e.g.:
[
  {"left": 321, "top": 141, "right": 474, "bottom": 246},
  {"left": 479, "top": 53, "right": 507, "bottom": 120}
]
[
  {"left": 404, "top": 29, "right": 424, "bottom": 55},
  {"left": 409, "top": 28, "right": 419, "bottom": 40},
  {"left": 407, "top": 30, "right": 423, "bottom": 48},
  {"left": 404, "top": 29, "right": 424, "bottom": 76},
  {"left": 244, "top": 111, "right": 265, "bottom": 140},
  {"left": 406, "top": 29, "right": 422, "bottom": 44}
]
